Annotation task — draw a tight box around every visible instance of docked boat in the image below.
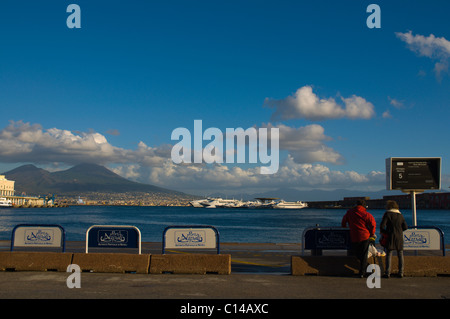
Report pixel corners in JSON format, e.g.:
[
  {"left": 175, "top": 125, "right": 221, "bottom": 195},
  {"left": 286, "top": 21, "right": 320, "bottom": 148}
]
[
  {"left": 190, "top": 197, "right": 242, "bottom": 208},
  {"left": 241, "top": 200, "right": 262, "bottom": 209},
  {"left": 189, "top": 199, "right": 210, "bottom": 207},
  {"left": 253, "top": 198, "right": 278, "bottom": 209},
  {"left": 220, "top": 200, "right": 244, "bottom": 208},
  {"left": 189, "top": 197, "right": 307, "bottom": 210},
  {"left": 0, "top": 198, "right": 12, "bottom": 208},
  {"left": 271, "top": 200, "right": 308, "bottom": 209},
  {"left": 201, "top": 198, "right": 243, "bottom": 208}
]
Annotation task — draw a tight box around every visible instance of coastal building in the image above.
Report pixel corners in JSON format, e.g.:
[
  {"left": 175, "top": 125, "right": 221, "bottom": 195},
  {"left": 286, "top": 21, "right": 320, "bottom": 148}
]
[
  {"left": 0, "top": 175, "right": 48, "bottom": 207},
  {"left": 0, "top": 175, "right": 14, "bottom": 197}
]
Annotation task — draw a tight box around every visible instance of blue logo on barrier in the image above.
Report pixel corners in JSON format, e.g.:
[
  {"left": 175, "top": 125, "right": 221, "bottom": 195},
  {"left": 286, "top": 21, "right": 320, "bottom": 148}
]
[
  {"left": 10, "top": 224, "right": 66, "bottom": 252},
  {"left": 315, "top": 230, "right": 350, "bottom": 249},
  {"left": 317, "top": 232, "right": 346, "bottom": 247},
  {"left": 25, "top": 229, "right": 54, "bottom": 244},
  {"left": 98, "top": 230, "right": 128, "bottom": 246},
  {"left": 176, "top": 230, "right": 205, "bottom": 246},
  {"left": 404, "top": 231, "right": 430, "bottom": 248},
  {"left": 303, "top": 227, "right": 351, "bottom": 252},
  {"left": 162, "top": 225, "right": 220, "bottom": 254},
  {"left": 86, "top": 225, "right": 141, "bottom": 253}
]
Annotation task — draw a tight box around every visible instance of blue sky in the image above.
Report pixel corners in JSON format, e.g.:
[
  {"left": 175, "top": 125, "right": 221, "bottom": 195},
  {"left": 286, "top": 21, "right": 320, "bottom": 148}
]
[{"left": 0, "top": 1, "right": 449, "bottom": 196}]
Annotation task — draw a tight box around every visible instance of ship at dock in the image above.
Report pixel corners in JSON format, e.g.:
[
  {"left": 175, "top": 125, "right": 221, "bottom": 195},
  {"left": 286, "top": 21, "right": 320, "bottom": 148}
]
[
  {"left": 189, "top": 197, "right": 308, "bottom": 209},
  {"left": 0, "top": 197, "right": 12, "bottom": 208},
  {"left": 271, "top": 200, "right": 308, "bottom": 209}
]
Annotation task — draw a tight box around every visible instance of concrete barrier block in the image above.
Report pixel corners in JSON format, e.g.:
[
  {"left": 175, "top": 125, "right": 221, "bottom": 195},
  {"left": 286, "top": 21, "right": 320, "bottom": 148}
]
[
  {"left": 72, "top": 253, "right": 150, "bottom": 274},
  {"left": 291, "top": 256, "right": 318, "bottom": 276},
  {"left": 149, "top": 254, "right": 231, "bottom": 275},
  {"left": 0, "top": 251, "right": 73, "bottom": 272},
  {"left": 379, "top": 256, "right": 450, "bottom": 277},
  {"left": 291, "top": 256, "right": 359, "bottom": 276},
  {"left": 291, "top": 256, "right": 360, "bottom": 276},
  {"left": 292, "top": 255, "right": 450, "bottom": 277}
]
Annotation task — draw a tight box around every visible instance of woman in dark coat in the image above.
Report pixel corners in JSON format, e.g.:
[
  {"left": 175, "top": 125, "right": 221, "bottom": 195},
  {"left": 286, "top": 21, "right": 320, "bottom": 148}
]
[{"left": 380, "top": 200, "right": 408, "bottom": 278}]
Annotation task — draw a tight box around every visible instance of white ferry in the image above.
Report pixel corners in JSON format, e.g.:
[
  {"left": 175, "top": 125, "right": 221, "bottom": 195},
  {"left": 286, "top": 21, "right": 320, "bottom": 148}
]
[
  {"left": 190, "top": 198, "right": 244, "bottom": 208},
  {"left": 190, "top": 197, "right": 308, "bottom": 209},
  {"left": 0, "top": 198, "right": 12, "bottom": 208},
  {"left": 202, "top": 198, "right": 242, "bottom": 208},
  {"left": 189, "top": 198, "right": 210, "bottom": 207},
  {"left": 271, "top": 200, "right": 308, "bottom": 209}
]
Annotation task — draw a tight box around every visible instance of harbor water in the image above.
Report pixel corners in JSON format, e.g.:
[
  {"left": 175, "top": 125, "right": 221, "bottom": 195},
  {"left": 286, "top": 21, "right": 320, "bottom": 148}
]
[{"left": 0, "top": 206, "right": 449, "bottom": 244}]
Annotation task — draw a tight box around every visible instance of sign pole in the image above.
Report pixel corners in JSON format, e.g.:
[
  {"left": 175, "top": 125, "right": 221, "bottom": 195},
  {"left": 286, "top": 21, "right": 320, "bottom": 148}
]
[
  {"left": 409, "top": 190, "right": 422, "bottom": 256},
  {"left": 410, "top": 191, "right": 417, "bottom": 227}
]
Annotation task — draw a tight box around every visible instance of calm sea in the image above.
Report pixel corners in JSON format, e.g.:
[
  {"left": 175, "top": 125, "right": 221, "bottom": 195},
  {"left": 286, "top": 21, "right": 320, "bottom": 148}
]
[{"left": 0, "top": 206, "right": 449, "bottom": 244}]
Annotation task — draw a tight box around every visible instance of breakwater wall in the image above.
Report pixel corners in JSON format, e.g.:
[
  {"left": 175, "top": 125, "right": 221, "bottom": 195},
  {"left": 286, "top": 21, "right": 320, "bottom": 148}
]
[{"left": 307, "top": 192, "right": 450, "bottom": 210}]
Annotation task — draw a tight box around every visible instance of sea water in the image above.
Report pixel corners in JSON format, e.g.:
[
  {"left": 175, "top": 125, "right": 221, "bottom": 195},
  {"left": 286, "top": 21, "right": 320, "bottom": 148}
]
[{"left": 0, "top": 206, "right": 449, "bottom": 244}]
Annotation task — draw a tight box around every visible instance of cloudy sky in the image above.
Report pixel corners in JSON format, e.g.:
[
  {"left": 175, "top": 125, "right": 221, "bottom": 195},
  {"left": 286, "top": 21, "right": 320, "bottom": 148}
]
[{"left": 0, "top": 1, "right": 449, "bottom": 197}]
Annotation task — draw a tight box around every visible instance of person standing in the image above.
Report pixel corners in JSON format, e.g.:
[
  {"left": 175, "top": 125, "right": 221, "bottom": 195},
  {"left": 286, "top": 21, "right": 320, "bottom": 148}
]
[
  {"left": 341, "top": 199, "right": 376, "bottom": 278},
  {"left": 380, "top": 200, "right": 408, "bottom": 278}
]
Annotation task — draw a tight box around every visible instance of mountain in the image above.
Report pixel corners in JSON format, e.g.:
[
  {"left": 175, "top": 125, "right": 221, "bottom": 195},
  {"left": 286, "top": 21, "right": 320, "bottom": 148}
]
[{"left": 3, "top": 163, "right": 186, "bottom": 196}]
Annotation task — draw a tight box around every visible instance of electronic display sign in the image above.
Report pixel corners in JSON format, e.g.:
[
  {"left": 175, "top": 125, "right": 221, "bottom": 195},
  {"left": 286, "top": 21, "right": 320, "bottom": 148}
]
[{"left": 386, "top": 157, "right": 441, "bottom": 191}]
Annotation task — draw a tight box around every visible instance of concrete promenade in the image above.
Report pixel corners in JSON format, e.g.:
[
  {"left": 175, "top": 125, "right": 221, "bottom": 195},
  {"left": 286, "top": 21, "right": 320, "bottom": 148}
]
[
  {"left": 0, "top": 241, "right": 449, "bottom": 303},
  {"left": 1, "top": 271, "right": 449, "bottom": 299}
]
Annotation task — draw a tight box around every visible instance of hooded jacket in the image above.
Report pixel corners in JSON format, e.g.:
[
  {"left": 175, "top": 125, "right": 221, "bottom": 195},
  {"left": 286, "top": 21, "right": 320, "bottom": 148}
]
[
  {"left": 341, "top": 205, "right": 376, "bottom": 243},
  {"left": 380, "top": 209, "right": 408, "bottom": 250}
]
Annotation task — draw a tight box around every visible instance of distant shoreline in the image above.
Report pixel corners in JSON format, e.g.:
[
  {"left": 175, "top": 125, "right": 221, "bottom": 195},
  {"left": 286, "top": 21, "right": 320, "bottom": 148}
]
[{"left": 6, "top": 203, "right": 450, "bottom": 210}]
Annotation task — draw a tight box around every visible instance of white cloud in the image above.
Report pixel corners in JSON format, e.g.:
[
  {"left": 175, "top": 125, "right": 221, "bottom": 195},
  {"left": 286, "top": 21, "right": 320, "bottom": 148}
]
[
  {"left": 0, "top": 120, "right": 342, "bottom": 167},
  {"left": 382, "top": 110, "right": 392, "bottom": 119},
  {"left": 388, "top": 96, "right": 404, "bottom": 109},
  {"left": 124, "top": 155, "right": 384, "bottom": 195},
  {"left": 260, "top": 123, "right": 343, "bottom": 164},
  {"left": 0, "top": 120, "right": 384, "bottom": 194},
  {"left": 0, "top": 120, "right": 168, "bottom": 166},
  {"left": 265, "top": 86, "right": 375, "bottom": 121},
  {"left": 396, "top": 31, "right": 450, "bottom": 79},
  {"left": 110, "top": 164, "right": 141, "bottom": 180}
]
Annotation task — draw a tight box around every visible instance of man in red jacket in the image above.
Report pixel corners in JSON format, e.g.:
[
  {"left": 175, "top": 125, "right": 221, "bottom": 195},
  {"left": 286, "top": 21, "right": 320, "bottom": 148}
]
[{"left": 341, "top": 199, "right": 376, "bottom": 277}]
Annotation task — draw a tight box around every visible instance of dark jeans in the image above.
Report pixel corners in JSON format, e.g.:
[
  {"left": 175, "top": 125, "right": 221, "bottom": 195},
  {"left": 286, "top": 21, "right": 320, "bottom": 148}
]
[
  {"left": 351, "top": 240, "right": 370, "bottom": 275},
  {"left": 385, "top": 249, "right": 404, "bottom": 275}
]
